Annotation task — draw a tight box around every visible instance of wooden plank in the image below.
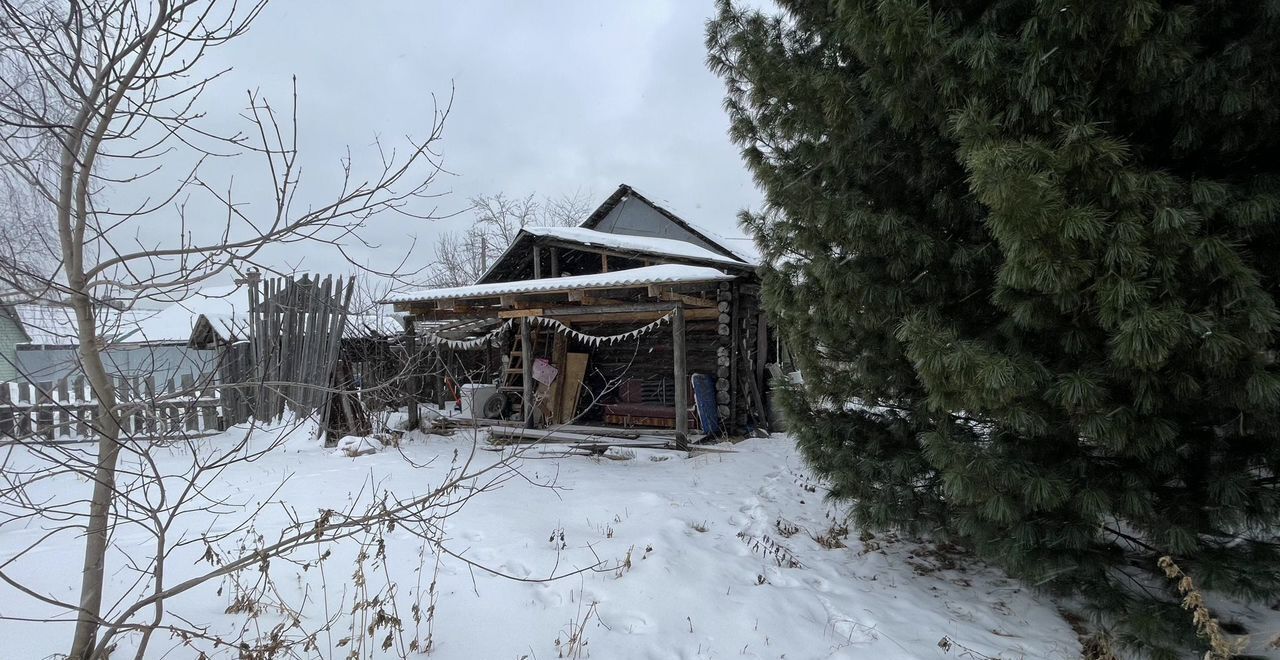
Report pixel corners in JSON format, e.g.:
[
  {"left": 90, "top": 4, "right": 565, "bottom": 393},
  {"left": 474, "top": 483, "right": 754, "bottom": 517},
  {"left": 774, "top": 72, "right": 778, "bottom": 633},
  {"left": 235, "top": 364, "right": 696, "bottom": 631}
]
[
  {"left": 567, "top": 290, "right": 632, "bottom": 306},
  {"left": 184, "top": 378, "right": 200, "bottom": 432},
  {"left": 521, "top": 317, "right": 534, "bottom": 428},
  {"left": 558, "top": 352, "right": 587, "bottom": 425},
  {"left": 548, "top": 307, "right": 717, "bottom": 324},
  {"left": 201, "top": 401, "right": 218, "bottom": 432},
  {"left": 730, "top": 283, "right": 741, "bottom": 434},
  {"left": 548, "top": 330, "right": 569, "bottom": 424},
  {"left": 540, "top": 301, "right": 679, "bottom": 316},
  {"left": 756, "top": 311, "right": 768, "bottom": 426},
  {"left": 279, "top": 275, "right": 299, "bottom": 416},
  {"left": 498, "top": 308, "right": 545, "bottom": 319},
  {"left": 405, "top": 317, "right": 420, "bottom": 429},
  {"left": 485, "top": 426, "right": 672, "bottom": 447},
  {"left": 658, "top": 291, "right": 715, "bottom": 308},
  {"left": 76, "top": 399, "right": 90, "bottom": 438},
  {"left": 673, "top": 306, "right": 688, "bottom": 448},
  {"left": 0, "top": 383, "right": 12, "bottom": 438},
  {"left": 15, "top": 382, "right": 32, "bottom": 438}
]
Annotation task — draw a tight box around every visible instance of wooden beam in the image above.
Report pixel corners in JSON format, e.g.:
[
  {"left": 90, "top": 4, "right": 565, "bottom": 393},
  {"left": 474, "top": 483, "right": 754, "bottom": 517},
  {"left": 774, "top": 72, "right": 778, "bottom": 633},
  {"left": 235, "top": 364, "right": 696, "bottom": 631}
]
[
  {"left": 521, "top": 318, "right": 534, "bottom": 428},
  {"left": 673, "top": 305, "right": 688, "bottom": 448},
  {"left": 651, "top": 288, "right": 715, "bottom": 308},
  {"left": 532, "top": 243, "right": 543, "bottom": 279},
  {"left": 543, "top": 301, "right": 677, "bottom": 316},
  {"left": 498, "top": 308, "right": 545, "bottom": 319},
  {"left": 601, "top": 253, "right": 609, "bottom": 273},
  {"left": 539, "top": 306, "right": 717, "bottom": 324},
  {"left": 756, "top": 312, "right": 769, "bottom": 428},
  {"left": 549, "top": 247, "right": 560, "bottom": 278},
  {"left": 567, "top": 290, "right": 631, "bottom": 306},
  {"left": 405, "top": 319, "right": 419, "bottom": 430}
]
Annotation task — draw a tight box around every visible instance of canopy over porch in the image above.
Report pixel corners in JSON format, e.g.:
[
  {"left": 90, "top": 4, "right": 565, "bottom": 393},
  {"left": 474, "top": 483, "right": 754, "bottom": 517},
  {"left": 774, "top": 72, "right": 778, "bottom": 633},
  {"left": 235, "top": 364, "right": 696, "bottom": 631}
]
[{"left": 384, "top": 265, "right": 743, "bottom": 444}]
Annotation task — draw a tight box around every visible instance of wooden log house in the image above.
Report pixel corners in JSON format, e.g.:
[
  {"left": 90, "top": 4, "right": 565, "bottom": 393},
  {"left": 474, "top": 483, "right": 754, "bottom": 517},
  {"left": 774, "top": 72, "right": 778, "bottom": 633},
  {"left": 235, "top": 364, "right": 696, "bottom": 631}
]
[{"left": 386, "top": 184, "right": 776, "bottom": 440}]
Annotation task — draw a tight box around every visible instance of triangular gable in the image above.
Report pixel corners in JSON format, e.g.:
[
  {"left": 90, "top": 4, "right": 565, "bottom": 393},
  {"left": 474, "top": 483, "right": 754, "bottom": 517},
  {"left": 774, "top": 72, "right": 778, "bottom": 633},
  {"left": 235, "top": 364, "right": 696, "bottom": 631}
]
[
  {"left": 472, "top": 184, "right": 758, "bottom": 285},
  {"left": 579, "top": 184, "right": 745, "bottom": 262},
  {"left": 1, "top": 304, "right": 31, "bottom": 343}
]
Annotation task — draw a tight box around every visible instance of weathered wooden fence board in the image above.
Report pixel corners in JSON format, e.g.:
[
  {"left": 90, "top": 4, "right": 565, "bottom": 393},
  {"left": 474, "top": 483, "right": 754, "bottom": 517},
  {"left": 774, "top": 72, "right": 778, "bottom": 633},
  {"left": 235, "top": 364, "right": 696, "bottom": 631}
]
[{"left": 0, "top": 375, "right": 229, "bottom": 443}]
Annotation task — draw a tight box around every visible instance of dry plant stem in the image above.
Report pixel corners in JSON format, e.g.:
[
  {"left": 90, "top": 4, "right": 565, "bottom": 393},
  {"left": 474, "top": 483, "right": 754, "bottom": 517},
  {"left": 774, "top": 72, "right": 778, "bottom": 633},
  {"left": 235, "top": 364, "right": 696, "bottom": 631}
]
[{"left": 1157, "top": 555, "right": 1247, "bottom": 659}]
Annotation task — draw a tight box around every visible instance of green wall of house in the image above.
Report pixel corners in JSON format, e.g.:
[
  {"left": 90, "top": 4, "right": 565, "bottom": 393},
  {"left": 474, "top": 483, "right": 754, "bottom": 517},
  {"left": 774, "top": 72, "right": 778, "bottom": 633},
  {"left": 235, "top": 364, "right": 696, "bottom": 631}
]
[{"left": 0, "top": 313, "right": 27, "bottom": 381}]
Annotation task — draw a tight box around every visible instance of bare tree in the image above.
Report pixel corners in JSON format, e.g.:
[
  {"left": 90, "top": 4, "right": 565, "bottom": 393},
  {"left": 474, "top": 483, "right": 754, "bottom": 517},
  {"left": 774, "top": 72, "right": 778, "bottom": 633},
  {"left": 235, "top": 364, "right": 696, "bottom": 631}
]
[
  {"left": 0, "top": 5, "right": 630, "bottom": 658},
  {"left": 426, "top": 190, "right": 592, "bottom": 287},
  {"left": 0, "top": 2, "right": 462, "bottom": 657}
]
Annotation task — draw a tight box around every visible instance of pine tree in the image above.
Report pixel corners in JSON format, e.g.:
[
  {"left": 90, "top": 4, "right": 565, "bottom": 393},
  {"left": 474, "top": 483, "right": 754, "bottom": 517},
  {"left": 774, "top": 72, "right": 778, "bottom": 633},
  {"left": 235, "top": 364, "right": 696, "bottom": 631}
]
[{"left": 708, "top": 1, "right": 1280, "bottom": 656}]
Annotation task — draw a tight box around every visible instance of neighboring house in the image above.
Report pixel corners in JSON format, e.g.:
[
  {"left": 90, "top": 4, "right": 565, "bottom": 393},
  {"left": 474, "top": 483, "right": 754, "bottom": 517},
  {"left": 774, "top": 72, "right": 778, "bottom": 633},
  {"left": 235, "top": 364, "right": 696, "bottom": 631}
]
[
  {"left": 6, "top": 281, "right": 401, "bottom": 386},
  {"left": 0, "top": 304, "right": 31, "bottom": 381},
  {"left": 385, "top": 183, "right": 776, "bottom": 437},
  {"left": 10, "top": 301, "right": 204, "bottom": 384}
]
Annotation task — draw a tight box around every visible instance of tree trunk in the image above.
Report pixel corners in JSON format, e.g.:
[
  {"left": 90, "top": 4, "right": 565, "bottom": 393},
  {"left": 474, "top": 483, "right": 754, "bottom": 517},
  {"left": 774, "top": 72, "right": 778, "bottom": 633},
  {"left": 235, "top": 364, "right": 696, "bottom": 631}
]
[{"left": 67, "top": 290, "right": 123, "bottom": 660}]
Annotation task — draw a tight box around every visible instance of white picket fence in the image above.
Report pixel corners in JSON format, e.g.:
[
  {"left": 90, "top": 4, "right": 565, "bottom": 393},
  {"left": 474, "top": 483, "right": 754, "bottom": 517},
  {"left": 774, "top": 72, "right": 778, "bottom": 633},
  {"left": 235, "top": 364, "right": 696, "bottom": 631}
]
[{"left": 0, "top": 374, "right": 227, "bottom": 443}]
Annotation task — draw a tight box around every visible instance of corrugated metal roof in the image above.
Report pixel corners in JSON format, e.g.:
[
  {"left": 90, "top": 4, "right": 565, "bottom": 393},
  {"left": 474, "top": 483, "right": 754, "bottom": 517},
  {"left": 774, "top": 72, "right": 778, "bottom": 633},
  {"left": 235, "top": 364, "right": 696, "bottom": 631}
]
[
  {"left": 521, "top": 226, "right": 748, "bottom": 266},
  {"left": 385, "top": 264, "right": 735, "bottom": 304},
  {"left": 12, "top": 303, "right": 161, "bottom": 345}
]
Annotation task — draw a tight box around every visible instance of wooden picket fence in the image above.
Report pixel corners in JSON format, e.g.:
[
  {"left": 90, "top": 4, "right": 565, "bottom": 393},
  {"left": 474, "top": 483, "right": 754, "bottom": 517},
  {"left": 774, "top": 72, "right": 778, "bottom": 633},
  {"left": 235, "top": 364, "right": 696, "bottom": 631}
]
[{"left": 0, "top": 374, "right": 228, "bottom": 443}]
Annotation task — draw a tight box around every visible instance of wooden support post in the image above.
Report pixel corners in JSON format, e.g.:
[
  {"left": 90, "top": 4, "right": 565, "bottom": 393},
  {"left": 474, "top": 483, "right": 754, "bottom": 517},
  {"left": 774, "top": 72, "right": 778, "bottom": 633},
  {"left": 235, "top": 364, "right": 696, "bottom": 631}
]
[
  {"left": 673, "top": 305, "right": 688, "bottom": 449},
  {"left": 601, "top": 254, "right": 609, "bottom": 273},
  {"left": 549, "top": 247, "right": 560, "bottom": 278},
  {"left": 434, "top": 346, "right": 447, "bottom": 411},
  {"left": 521, "top": 317, "right": 534, "bottom": 428},
  {"left": 756, "top": 312, "right": 769, "bottom": 428},
  {"left": 532, "top": 243, "right": 543, "bottom": 279},
  {"left": 405, "top": 317, "right": 419, "bottom": 430}
]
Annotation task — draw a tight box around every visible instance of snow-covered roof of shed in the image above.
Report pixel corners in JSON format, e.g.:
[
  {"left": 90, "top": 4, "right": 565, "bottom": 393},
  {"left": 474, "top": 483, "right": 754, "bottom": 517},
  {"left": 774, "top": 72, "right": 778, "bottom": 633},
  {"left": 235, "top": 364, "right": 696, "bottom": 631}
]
[
  {"left": 13, "top": 303, "right": 161, "bottom": 345},
  {"left": 385, "top": 264, "right": 735, "bottom": 304},
  {"left": 129, "top": 285, "right": 242, "bottom": 343},
  {"left": 521, "top": 226, "right": 748, "bottom": 266},
  {"left": 132, "top": 284, "right": 402, "bottom": 345}
]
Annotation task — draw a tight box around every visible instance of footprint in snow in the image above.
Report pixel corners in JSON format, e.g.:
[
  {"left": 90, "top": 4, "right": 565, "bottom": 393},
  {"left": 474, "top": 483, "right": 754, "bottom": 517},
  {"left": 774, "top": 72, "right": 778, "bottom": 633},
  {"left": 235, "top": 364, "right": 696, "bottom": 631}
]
[
  {"left": 499, "top": 560, "right": 532, "bottom": 579},
  {"left": 597, "top": 609, "right": 653, "bottom": 634}
]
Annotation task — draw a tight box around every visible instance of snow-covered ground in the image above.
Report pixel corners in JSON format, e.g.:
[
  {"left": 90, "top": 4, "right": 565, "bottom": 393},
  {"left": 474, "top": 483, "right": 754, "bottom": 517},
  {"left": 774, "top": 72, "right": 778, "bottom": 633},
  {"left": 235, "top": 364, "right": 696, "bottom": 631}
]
[{"left": 3, "top": 428, "right": 1090, "bottom": 659}]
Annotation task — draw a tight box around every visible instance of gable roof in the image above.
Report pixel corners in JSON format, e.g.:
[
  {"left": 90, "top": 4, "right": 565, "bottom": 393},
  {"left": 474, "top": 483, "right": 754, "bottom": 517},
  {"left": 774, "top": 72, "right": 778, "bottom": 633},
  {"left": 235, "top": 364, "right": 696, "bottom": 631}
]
[
  {"left": 580, "top": 184, "right": 760, "bottom": 265},
  {"left": 468, "top": 184, "right": 760, "bottom": 286},
  {"left": 387, "top": 264, "right": 735, "bottom": 305}
]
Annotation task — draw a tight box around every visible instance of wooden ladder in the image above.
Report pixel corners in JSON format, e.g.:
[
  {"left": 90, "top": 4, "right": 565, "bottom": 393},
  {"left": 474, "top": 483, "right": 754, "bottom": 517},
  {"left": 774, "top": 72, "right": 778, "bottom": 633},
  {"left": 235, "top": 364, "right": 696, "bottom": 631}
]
[{"left": 499, "top": 349, "right": 527, "bottom": 417}]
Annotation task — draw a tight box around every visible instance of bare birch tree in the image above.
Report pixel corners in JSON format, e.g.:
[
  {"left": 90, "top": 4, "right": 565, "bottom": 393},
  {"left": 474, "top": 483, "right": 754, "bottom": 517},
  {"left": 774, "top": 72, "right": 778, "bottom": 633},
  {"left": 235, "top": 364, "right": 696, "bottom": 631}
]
[
  {"left": 426, "top": 190, "right": 592, "bottom": 287},
  {"left": 0, "top": 1, "right": 467, "bottom": 657}
]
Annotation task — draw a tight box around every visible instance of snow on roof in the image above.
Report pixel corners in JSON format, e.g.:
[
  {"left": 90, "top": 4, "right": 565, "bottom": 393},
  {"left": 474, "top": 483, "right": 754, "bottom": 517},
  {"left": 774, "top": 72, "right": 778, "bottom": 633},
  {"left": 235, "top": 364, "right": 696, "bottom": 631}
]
[
  {"left": 129, "top": 285, "right": 244, "bottom": 344},
  {"left": 133, "top": 285, "right": 401, "bottom": 344},
  {"left": 522, "top": 226, "right": 750, "bottom": 267},
  {"left": 611, "top": 185, "right": 762, "bottom": 265},
  {"left": 13, "top": 303, "right": 161, "bottom": 345},
  {"left": 385, "top": 264, "right": 735, "bottom": 304}
]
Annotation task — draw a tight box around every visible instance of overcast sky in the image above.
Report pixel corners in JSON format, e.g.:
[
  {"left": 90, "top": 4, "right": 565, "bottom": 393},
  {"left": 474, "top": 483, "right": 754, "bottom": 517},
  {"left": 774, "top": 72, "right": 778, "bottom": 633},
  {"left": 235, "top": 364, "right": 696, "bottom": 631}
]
[{"left": 151, "top": 1, "right": 763, "bottom": 285}]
